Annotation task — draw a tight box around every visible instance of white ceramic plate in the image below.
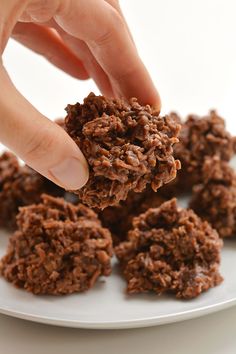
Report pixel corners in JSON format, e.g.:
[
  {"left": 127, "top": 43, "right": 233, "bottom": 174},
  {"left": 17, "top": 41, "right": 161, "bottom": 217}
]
[
  {"left": 0, "top": 157, "right": 235, "bottom": 329},
  {"left": 0, "top": 231, "right": 236, "bottom": 329}
]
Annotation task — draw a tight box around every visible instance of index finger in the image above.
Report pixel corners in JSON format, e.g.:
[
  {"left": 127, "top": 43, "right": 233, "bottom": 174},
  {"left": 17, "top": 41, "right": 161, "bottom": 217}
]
[{"left": 55, "top": 0, "right": 161, "bottom": 108}]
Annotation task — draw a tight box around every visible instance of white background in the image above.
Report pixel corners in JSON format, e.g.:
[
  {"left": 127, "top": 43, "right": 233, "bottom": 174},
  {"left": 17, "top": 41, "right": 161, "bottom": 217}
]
[
  {"left": 1, "top": 0, "right": 236, "bottom": 353},
  {"left": 3, "top": 0, "right": 236, "bottom": 134}
]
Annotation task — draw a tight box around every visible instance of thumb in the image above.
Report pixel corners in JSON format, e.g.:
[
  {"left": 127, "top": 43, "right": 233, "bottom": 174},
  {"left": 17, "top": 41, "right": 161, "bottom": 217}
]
[{"left": 0, "top": 66, "right": 88, "bottom": 190}]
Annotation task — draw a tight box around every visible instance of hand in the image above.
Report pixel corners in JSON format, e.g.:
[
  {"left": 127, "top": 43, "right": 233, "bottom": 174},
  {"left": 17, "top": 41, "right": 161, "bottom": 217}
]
[{"left": 0, "top": 0, "right": 161, "bottom": 190}]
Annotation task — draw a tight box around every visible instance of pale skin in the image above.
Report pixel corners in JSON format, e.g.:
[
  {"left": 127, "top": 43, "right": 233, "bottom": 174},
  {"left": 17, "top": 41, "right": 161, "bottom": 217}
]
[{"left": 0, "top": 0, "right": 161, "bottom": 190}]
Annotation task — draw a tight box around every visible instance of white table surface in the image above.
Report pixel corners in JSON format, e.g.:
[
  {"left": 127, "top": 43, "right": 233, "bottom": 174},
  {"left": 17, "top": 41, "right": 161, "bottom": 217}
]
[
  {"left": 1, "top": 1, "right": 236, "bottom": 353},
  {"left": 0, "top": 307, "right": 236, "bottom": 354}
]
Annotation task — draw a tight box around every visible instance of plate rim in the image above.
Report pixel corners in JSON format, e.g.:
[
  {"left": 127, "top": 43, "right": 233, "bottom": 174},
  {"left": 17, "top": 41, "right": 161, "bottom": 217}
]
[{"left": 0, "top": 297, "right": 235, "bottom": 329}]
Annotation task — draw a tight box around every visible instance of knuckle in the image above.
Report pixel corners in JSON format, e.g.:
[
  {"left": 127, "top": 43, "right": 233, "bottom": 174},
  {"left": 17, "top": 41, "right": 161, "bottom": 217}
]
[
  {"left": 22, "top": 0, "right": 62, "bottom": 23},
  {"left": 94, "top": 10, "right": 124, "bottom": 47},
  {"left": 24, "top": 129, "right": 56, "bottom": 163}
]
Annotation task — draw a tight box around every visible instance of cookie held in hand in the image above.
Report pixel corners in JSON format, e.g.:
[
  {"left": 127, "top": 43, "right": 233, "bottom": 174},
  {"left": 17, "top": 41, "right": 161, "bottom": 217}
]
[{"left": 65, "top": 93, "right": 180, "bottom": 208}]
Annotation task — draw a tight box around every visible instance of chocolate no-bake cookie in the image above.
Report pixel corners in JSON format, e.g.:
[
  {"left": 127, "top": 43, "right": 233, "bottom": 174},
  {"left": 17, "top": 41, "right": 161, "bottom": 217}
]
[
  {"left": 100, "top": 187, "right": 167, "bottom": 245},
  {"left": 0, "top": 194, "right": 113, "bottom": 295},
  {"left": 190, "top": 156, "right": 236, "bottom": 238},
  {"left": 0, "top": 151, "right": 63, "bottom": 230},
  {"left": 115, "top": 199, "right": 223, "bottom": 299},
  {"left": 174, "top": 110, "right": 236, "bottom": 189},
  {"left": 65, "top": 93, "right": 181, "bottom": 208}
]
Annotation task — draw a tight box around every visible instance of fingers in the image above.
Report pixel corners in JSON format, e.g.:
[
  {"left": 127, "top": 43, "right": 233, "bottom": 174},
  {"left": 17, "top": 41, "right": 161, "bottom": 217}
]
[
  {"left": 12, "top": 22, "right": 89, "bottom": 80},
  {"left": 104, "top": 0, "right": 135, "bottom": 44},
  {"left": 55, "top": 0, "right": 161, "bottom": 108},
  {"left": 54, "top": 26, "right": 114, "bottom": 97},
  {"left": 0, "top": 66, "right": 88, "bottom": 190}
]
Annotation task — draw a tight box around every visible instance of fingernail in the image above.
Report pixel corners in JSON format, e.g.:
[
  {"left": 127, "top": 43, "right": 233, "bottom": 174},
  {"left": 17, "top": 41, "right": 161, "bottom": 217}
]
[{"left": 49, "top": 157, "right": 88, "bottom": 190}]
